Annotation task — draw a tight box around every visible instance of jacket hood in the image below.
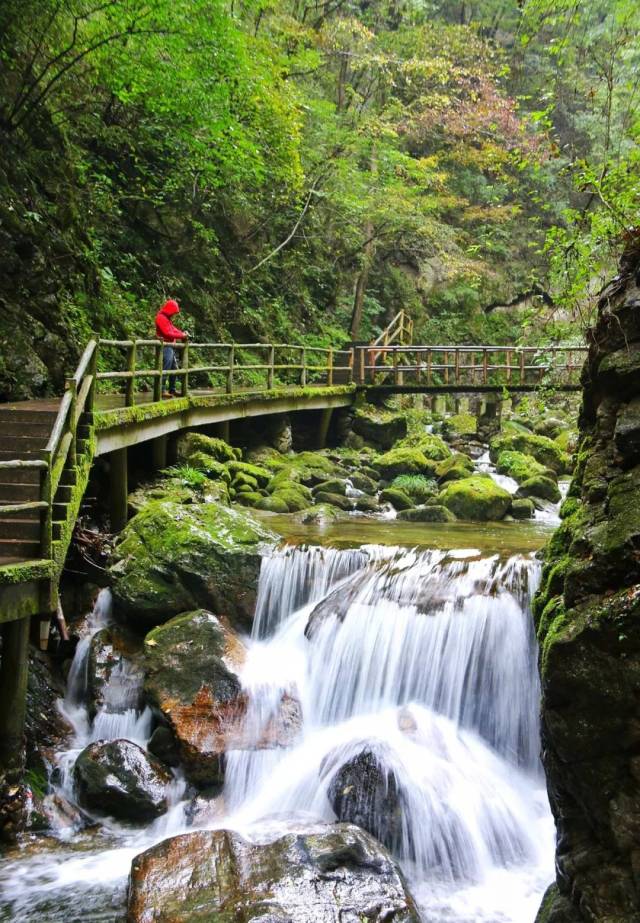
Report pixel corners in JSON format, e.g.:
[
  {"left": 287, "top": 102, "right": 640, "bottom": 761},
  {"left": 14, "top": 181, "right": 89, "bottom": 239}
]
[{"left": 161, "top": 299, "right": 180, "bottom": 316}]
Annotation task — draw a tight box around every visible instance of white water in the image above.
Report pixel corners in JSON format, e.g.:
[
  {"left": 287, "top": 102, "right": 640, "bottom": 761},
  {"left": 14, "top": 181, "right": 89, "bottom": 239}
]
[{"left": 0, "top": 547, "right": 554, "bottom": 922}]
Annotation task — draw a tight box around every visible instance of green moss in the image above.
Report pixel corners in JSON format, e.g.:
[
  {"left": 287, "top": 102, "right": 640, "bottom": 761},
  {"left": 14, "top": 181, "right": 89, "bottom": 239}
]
[
  {"left": 375, "top": 447, "right": 438, "bottom": 479},
  {"left": 443, "top": 412, "right": 476, "bottom": 438},
  {"left": 496, "top": 450, "right": 550, "bottom": 484},
  {"left": 397, "top": 505, "right": 456, "bottom": 523},
  {"left": 517, "top": 475, "right": 561, "bottom": 503},
  {"left": 510, "top": 498, "right": 535, "bottom": 519},
  {"left": 182, "top": 454, "right": 231, "bottom": 483},
  {"left": 177, "top": 433, "right": 240, "bottom": 464},
  {"left": 313, "top": 491, "right": 352, "bottom": 511},
  {"left": 396, "top": 432, "right": 451, "bottom": 461},
  {"left": 232, "top": 472, "right": 259, "bottom": 491},
  {"left": 435, "top": 453, "right": 475, "bottom": 483},
  {"left": 227, "top": 461, "right": 270, "bottom": 487},
  {"left": 390, "top": 474, "right": 438, "bottom": 503},
  {"left": 271, "top": 485, "right": 313, "bottom": 512},
  {"left": 235, "top": 490, "right": 263, "bottom": 507},
  {"left": 490, "top": 432, "right": 570, "bottom": 474},
  {"left": 0, "top": 559, "right": 54, "bottom": 585},
  {"left": 380, "top": 487, "right": 414, "bottom": 510},
  {"left": 313, "top": 478, "right": 348, "bottom": 496},
  {"left": 256, "top": 495, "right": 290, "bottom": 513},
  {"left": 438, "top": 476, "right": 512, "bottom": 521}
]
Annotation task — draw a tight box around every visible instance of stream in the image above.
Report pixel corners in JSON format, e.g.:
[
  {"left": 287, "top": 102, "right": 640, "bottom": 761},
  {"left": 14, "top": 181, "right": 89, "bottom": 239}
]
[{"left": 0, "top": 487, "right": 561, "bottom": 920}]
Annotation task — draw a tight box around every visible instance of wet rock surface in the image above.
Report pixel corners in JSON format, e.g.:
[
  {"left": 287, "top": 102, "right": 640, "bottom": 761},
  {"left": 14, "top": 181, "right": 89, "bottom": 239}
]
[
  {"left": 127, "top": 822, "right": 420, "bottom": 922},
  {"left": 534, "top": 254, "right": 640, "bottom": 921},
  {"left": 73, "top": 739, "right": 172, "bottom": 823},
  {"left": 109, "top": 498, "right": 276, "bottom": 632},
  {"left": 144, "top": 609, "right": 301, "bottom": 786}
]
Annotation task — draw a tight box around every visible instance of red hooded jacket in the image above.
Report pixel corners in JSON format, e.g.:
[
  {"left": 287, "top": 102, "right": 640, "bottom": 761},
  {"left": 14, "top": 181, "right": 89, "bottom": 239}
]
[{"left": 155, "top": 300, "right": 187, "bottom": 343}]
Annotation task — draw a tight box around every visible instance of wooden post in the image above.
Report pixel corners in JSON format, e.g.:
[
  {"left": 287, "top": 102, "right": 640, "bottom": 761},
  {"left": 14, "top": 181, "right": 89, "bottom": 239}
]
[
  {"left": 227, "top": 345, "right": 235, "bottom": 394},
  {"left": 427, "top": 349, "right": 432, "bottom": 385},
  {"left": 469, "top": 352, "right": 475, "bottom": 386},
  {"left": 181, "top": 341, "right": 190, "bottom": 397},
  {"left": 506, "top": 349, "right": 512, "bottom": 385},
  {"left": 218, "top": 421, "right": 230, "bottom": 442},
  {"left": 483, "top": 349, "right": 488, "bottom": 385},
  {"left": 519, "top": 349, "right": 525, "bottom": 385},
  {"left": 88, "top": 340, "right": 98, "bottom": 418},
  {"left": 358, "top": 348, "right": 365, "bottom": 384},
  {"left": 154, "top": 342, "right": 163, "bottom": 402},
  {"left": 317, "top": 408, "right": 333, "bottom": 448},
  {"left": 268, "top": 345, "right": 275, "bottom": 390},
  {"left": 125, "top": 341, "right": 137, "bottom": 407},
  {"left": 393, "top": 348, "right": 399, "bottom": 386},
  {"left": 40, "top": 451, "right": 52, "bottom": 560},
  {"left": 66, "top": 379, "right": 77, "bottom": 467},
  {"left": 455, "top": 349, "right": 460, "bottom": 385},
  {"left": 151, "top": 435, "right": 167, "bottom": 471},
  {"left": 0, "top": 617, "right": 31, "bottom": 775},
  {"left": 444, "top": 351, "right": 449, "bottom": 385},
  {"left": 300, "top": 348, "right": 307, "bottom": 387},
  {"left": 327, "top": 348, "right": 334, "bottom": 387},
  {"left": 109, "top": 447, "right": 128, "bottom": 533}
]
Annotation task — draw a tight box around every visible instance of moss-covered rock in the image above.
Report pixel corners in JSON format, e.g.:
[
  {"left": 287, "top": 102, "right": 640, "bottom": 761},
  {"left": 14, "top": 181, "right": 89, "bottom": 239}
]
[
  {"left": 435, "top": 453, "right": 475, "bottom": 483},
  {"left": 438, "top": 476, "right": 511, "bottom": 521},
  {"left": 375, "top": 447, "right": 438, "bottom": 480},
  {"left": 348, "top": 472, "right": 379, "bottom": 494},
  {"left": 353, "top": 495, "right": 381, "bottom": 513},
  {"left": 510, "top": 498, "right": 535, "bottom": 520},
  {"left": 109, "top": 499, "right": 276, "bottom": 632},
  {"left": 442, "top": 412, "right": 476, "bottom": 439},
  {"left": 396, "top": 432, "right": 452, "bottom": 461},
  {"left": 176, "top": 432, "right": 240, "bottom": 464},
  {"left": 379, "top": 487, "right": 414, "bottom": 511},
  {"left": 256, "top": 495, "right": 290, "bottom": 513},
  {"left": 294, "top": 503, "right": 343, "bottom": 524},
  {"left": 232, "top": 471, "right": 258, "bottom": 491},
  {"left": 352, "top": 404, "right": 407, "bottom": 449},
  {"left": 516, "top": 476, "right": 561, "bottom": 503},
  {"left": 312, "top": 478, "right": 348, "bottom": 497},
  {"left": 235, "top": 490, "right": 264, "bottom": 508},
  {"left": 495, "top": 450, "right": 551, "bottom": 485},
  {"left": 314, "top": 491, "right": 353, "bottom": 511},
  {"left": 388, "top": 474, "right": 437, "bottom": 503},
  {"left": 490, "top": 432, "right": 570, "bottom": 474},
  {"left": 271, "top": 485, "right": 313, "bottom": 512},
  {"left": 396, "top": 506, "right": 456, "bottom": 523},
  {"left": 227, "top": 461, "right": 270, "bottom": 488},
  {"left": 184, "top": 453, "right": 231, "bottom": 483}
]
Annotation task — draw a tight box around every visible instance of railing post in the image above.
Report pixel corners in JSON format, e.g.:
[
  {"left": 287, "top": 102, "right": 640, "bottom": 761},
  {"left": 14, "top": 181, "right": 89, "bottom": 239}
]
[
  {"left": 444, "top": 351, "right": 449, "bottom": 385},
  {"left": 506, "top": 348, "right": 512, "bottom": 385},
  {"left": 300, "top": 347, "right": 307, "bottom": 387},
  {"left": 268, "top": 345, "right": 275, "bottom": 389},
  {"left": 154, "top": 341, "right": 163, "bottom": 402},
  {"left": 483, "top": 349, "right": 488, "bottom": 385},
  {"left": 469, "top": 351, "right": 475, "bottom": 386},
  {"left": 328, "top": 347, "right": 334, "bottom": 387},
  {"left": 357, "top": 347, "right": 365, "bottom": 384},
  {"left": 227, "top": 344, "right": 235, "bottom": 394},
  {"left": 40, "top": 450, "right": 52, "bottom": 560},
  {"left": 182, "top": 340, "right": 190, "bottom": 397},
  {"left": 87, "top": 340, "right": 98, "bottom": 418},
  {"left": 125, "top": 341, "right": 137, "bottom": 407},
  {"left": 393, "top": 348, "right": 399, "bottom": 386},
  {"left": 455, "top": 349, "right": 460, "bottom": 385},
  {"left": 66, "top": 378, "right": 77, "bottom": 467},
  {"left": 519, "top": 349, "right": 525, "bottom": 385},
  {"left": 427, "top": 348, "right": 432, "bottom": 385}
]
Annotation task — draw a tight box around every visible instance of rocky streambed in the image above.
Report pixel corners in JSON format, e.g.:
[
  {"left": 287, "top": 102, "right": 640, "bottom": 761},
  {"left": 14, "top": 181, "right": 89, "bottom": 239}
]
[{"left": 0, "top": 400, "right": 578, "bottom": 922}]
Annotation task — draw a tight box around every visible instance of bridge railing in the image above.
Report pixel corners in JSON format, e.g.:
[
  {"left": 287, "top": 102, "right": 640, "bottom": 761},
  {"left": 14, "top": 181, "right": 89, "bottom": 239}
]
[
  {"left": 356, "top": 344, "right": 588, "bottom": 389},
  {"left": 95, "top": 339, "right": 354, "bottom": 403}
]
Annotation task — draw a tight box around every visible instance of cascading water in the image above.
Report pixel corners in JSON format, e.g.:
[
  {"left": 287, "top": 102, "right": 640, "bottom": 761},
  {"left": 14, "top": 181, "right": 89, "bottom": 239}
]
[{"left": 0, "top": 545, "right": 554, "bottom": 922}]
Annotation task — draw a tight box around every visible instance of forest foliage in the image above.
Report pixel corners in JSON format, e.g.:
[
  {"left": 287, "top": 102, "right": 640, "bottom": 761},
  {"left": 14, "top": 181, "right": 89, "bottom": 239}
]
[{"left": 0, "top": 0, "right": 638, "bottom": 397}]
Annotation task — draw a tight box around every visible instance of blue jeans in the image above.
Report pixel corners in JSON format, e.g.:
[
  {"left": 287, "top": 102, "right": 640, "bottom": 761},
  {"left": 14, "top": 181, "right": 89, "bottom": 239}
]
[{"left": 163, "top": 345, "right": 179, "bottom": 394}]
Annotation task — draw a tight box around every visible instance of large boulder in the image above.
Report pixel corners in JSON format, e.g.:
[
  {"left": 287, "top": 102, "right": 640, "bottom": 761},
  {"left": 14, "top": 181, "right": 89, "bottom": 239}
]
[
  {"left": 489, "top": 432, "right": 570, "bottom": 474},
  {"left": 352, "top": 405, "right": 407, "bottom": 449},
  {"left": 176, "top": 432, "right": 240, "bottom": 464},
  {"left": 375, "top": 447, "right": 438, "bottom": 480},
  {"left": 327, "top": 746, "right": 404, "bottom": 853},
  {"left": 109, "top": 499, "right": 276, "bottom": 632},
  {"left": 128, "top": 823, "right": 420, "bottom": 922},
  {"left": 143, "top": 610, "right": 300, "bottom": 786},
  {"left": 380, "top": 487, "right": 414, "bottom": 511},
  {"left": 495, "top": 450, "right": 551, "bottom": 485},
  {"left": 390, "top": 474, "right": 438, "bottom": 502},
  {"left": 397, "top": 506, "right": 455, "bottom": 523},
  {"left": 516, "top": 475, "right": 561, "bottom": 503},
  {"left": 438, "top": 476, "right": 512, "bottom": 521},
  {"left": 435, "top": 453, "right": 474, "bottom": 483},
  {"left": 73, "top": 740, "right": 171, "bottom": 823}
]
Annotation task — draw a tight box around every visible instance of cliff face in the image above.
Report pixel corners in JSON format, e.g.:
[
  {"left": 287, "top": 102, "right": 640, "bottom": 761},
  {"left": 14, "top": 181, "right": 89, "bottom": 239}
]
[{"left": 535, "top": 245, "right": 640, "bottom": 923}]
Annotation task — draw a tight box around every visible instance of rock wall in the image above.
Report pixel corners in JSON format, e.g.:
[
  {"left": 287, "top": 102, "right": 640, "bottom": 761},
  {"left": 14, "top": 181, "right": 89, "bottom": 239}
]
[{"left": 535, "top": 244, "right": 640, "bottom": 922}]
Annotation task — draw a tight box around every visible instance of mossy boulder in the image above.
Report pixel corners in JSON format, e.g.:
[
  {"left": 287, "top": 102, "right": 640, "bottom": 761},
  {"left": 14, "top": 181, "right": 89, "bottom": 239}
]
[
  {"left": 379, "top": 487, "right": 414, "bottom": 511},
  {"left": 397, "top": 432, "right": 451, "bottom": 461},
  {"left": 256, "top": 495, "right": 290, "bottom": 513},
  {"left": 496, "top": 450, "right": 551, "bottom": 485},
  {"left": 176, "top": 432, "right": 240, "bottom": 464},
  {"left": 271, "top": 485, "right": 313, "bottom": 512},
  {"left": 397, "top": 506, "right": 456, "bottom": 523},
  {"left": 244, "top": 445, "right": 284, "bottom": 469},
  {"left": 517, "top": 476, "right": 561, "bottom": 503},
  {"left": 510, "top": 498, "right": 535, "bottom": 520},
  {"left": 375, "top": 447, "right": 438, "bottom": 480},
  {"left": 435, "top": 453, "right": 475, "bottom": 484},
  {"left": 352, "top": 405, "right": 407, "bottom": 449},
  {"left": 313, "top": 478, "right": 348, "bottom": 497},
  {"left": 227, "top": 461, "right": 270, "bottom": 488},
  {"left": 185, "top": 453, "right": 231, "bottom": 483},
  {"left": 314, "top": 491, "right": 353, "bottom": 511},
  {"left": 354, "top": 495, "right": 381, "bottom": 513},
  {"left": 490, "top": 432, "right": 570, "bottom": 475},
  {"left": 232, "top": 472, "right": 258, "bottom": 491},
  {"left": 438, "top": 476, "right": 512, "bottom": 521},
  {"left": 390, "top": 474, "right": 438, "bottom": 503},
  {"left": 294, "top": 503, "right": 343, "bottom": 524},
  {"left": 109, "top": 499, "right": 276, "bottom": 632},
  {"left": 442, "top": 412, "right": 476, "bottom": 439},
  {"left": 349, "top": 472, "right": 378, "bottom": 494},
  {"left": 235, "top": 491, "right": 264, "bottom": 508}
]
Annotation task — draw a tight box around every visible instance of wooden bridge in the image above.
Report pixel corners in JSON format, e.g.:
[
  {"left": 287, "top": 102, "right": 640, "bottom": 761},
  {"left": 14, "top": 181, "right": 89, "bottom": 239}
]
[{"left": 0, "top": 312, "right": 586, "bottom": 776}]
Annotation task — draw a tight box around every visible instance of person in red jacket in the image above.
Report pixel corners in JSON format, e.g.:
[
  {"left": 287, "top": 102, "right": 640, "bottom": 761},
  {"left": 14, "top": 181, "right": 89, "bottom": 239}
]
[{"left": 155, "top": 299, "right": 188, "bottom": 397}]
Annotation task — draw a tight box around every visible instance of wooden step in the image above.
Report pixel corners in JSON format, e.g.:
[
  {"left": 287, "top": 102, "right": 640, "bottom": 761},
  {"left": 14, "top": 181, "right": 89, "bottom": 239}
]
[
  {"left": 0, "top": 468, "right": 40, "bottom": 485},
  {"left": 0, "top": 409, "right": 58, "bottom": 425},
  {"left": 0, "top": 420, "right": 52, "bottom": 438},
  {"left": 0, "top": 449, "right": 41, "bottom": 462},
  {"left": 0, "top": 518, "right": 41, "bottom": 540},
  {"left": 53, "top": 502, "right": 69, "bottom": 520},
  {"left": 0, "top": 538, "right": 41, "bottom": 559},
  {"left": 0, "top": 483, "right": 40, "bottom": 501}
]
